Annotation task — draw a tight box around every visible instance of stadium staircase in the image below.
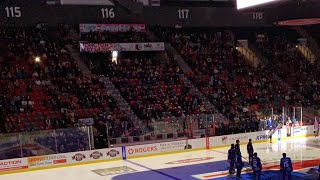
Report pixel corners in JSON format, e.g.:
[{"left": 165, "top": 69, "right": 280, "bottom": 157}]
[
  {"left": 67, "top": 29, "right": 147, "bottom": 133},
  {"left": 294, "top": 26, "right": 320, "bottom": 60},
  {"left": 236, "top": 40, "right": 261, "bottom": 67},
  {"left": 147, "top": 28, "right": 227, "bottom": 122},
  {"left": 248, "top": 43, "right": 298, "bottom": 95},
  {"left": 66, "top": 30, "right": 92, "bottom": 76},
  {"left": 165, "top": 42, "right": 228, "bottom": 123},
  {"left": 65, "top": 45, "right": 92, "bottom": 76},
  {"left": 248, "top": 43, "right": 317, "bottom": 123},
  {"left": 296, "top": 44, "right": 317, "bottom": 64},
  {"left": 99, "top": 77, "right": 146, "bottom": 132}
]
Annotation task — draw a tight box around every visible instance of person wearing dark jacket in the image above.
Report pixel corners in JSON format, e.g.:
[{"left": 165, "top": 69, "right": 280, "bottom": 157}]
[
  {"left": 247, "top": 139, "right": 254, "bottom": 163},
  {"left": 235, "top": 139, "right": 241, "bottom": 155},
  {"left": 228, "top": 144, "right": 236, "bottom": 175}
]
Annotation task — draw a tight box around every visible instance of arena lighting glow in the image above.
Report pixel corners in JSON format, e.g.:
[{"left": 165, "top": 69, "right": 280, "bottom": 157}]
[
  {"left": 237, "top": 0, "right": 281, "bottom": 9},
  {"left": 34, "top": 56, "right": 41, "bottom": 63},
  {"left": 112, "top": 51, "right": 118, "bottom": 64}
]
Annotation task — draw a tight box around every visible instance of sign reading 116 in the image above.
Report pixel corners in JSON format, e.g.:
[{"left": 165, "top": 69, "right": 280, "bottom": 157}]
[{"left": 101, "top": 8, "right": 115, "bottom": 19}]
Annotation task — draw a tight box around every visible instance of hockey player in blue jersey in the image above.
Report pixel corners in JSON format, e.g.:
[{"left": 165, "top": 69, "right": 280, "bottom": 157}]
[
  {"left": 235, "top": 152, "right": 243, "bottom": 179},
  {"left": 280, "top": 153, "right": 293, "bottom": 180},
  {"left": 251, "top": 152, "right": 262, "bottom": 180},
  {"left": 247, "top": 139, "right": 254, "bottom": 163},
  {"left": 228, "top": 144, "right": 236, "bottom": 175}
]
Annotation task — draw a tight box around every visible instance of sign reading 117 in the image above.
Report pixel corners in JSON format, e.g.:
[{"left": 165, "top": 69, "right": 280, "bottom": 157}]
[{"left": 178, "top": 9, "right": 189, "bottom": 19}]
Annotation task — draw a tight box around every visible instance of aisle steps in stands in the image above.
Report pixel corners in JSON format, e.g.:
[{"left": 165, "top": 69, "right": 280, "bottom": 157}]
[
  {"left": 248, "top": 43, "right": 299, "bottom": 95},
  {"left": 296, "top": 45, "right": 316, "bottom": 64},
  {"left": 66, "top": 29, "right": 92, "bottom": 76},
  {"left": 65, "top": 45, "right": 92, "bottom": 76},
  {"left": 67, "top": 29, "right": 147, "bottom": 134},
  {"left": 294, "top": 26, "right": 320, "bottom": 60},
  {"left": 100, "top": 77, "right": 147, "bottom": 133},
  {"left": 164, "top": 43, "right": 227, "bottom": 123},
  {"left": 236, "top": 40, "right": 260, "bottom": 67}
]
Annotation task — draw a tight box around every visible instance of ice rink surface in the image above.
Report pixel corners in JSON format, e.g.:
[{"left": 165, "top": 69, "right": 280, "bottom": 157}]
[{"left": 0, "top": 137, "right": 319, "bottom": 180}]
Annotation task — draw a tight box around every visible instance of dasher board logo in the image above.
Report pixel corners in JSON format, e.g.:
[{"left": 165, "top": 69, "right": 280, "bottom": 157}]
[
  {"left": 90, "top": 151, "right": 103, "bottom": 159},
  {"left": 107, "top": 149, "right": 119, "bottom": 157},
  {"left": 256, "top": 134, "right": 269, "bottom": 140},
  {"left": 72, "top": 153, "right": 86, "bottom": 161},
  {"left": 92, "top": 166, "right": 137, "bottom": 176},
  {"left": 0, "top": 160, "right": 22, "bottom": 167},
  {"left": 0, "top": 159, "right": 28, "bottom": 172},
  {"left": 221, "top": 136, "right": 228, "bottom": 144},
  {"left": 27, "top": 155, "right": 67, "bottom": 167}
]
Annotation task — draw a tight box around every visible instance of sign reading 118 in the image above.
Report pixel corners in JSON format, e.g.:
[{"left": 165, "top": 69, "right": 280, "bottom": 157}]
[{"left": 5, "top": 6, "right": 22, "bottom": 18}]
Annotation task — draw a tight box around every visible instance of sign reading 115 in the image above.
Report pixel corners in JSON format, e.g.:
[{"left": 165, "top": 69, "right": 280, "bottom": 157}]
[{"left": 5, "top": 6, "right": 22, "bottom": 18}]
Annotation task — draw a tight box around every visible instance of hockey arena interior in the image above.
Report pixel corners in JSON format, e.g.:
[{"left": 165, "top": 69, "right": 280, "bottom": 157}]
[{"left": 0, "top": 0, "right": 320, "bottom": 179}]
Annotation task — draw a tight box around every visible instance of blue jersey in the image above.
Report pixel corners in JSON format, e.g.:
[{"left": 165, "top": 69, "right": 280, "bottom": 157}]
[
  {"left": 247, "top": 142, "right": 254, "bottom": 154},
  {"left": 280, "top": 157, "right": 293, "bottom": 171},
  {"left": 251, "top": 157, "right": 262, "bottom": 171},
  {"left": 235, "top": 154, "right": 243, "bottom": 168},
  {"left": 228, "top": 148, "right": 235, "bottom": 161}
]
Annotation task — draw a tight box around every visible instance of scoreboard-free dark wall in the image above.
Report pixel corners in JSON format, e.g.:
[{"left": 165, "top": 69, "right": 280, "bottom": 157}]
[{"left": 0, "top": 0, "right": 319, "bottom": 27}]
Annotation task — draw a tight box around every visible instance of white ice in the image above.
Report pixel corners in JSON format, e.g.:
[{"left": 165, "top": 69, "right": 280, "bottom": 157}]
[{"left": 0, "top": 137, "right": 319, "bottom": 180}]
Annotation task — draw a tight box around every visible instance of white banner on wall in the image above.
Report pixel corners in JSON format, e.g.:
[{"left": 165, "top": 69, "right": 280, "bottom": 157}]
[
  {"left": 79, "top": 42, "right": 165, "bottom": 52},
  {"left": 118, "top": 43, "right": 165, "bottom": 51},
  {"left": 79, "top": 24, "right": 146, "bottom": 33}
]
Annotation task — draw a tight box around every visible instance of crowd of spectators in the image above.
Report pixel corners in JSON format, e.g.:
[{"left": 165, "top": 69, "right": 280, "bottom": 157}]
[
  {"left": 0, "top": 25, "right": 130, "bottom": 158},
  {"left": 82, "top": 30, "right": 209, "bottom": 127},
  {"left": 1, "top": 24, "right": 319, "bottom": 160},
  {"left": 250, "top": 29, "right": 320, "bottom": 108},
  {"left": 215, "top": 119, "right": 260, "bottom": 136},
  {"left": 84, "top": 51, "right": 208, "bottom": 125},
  {"left": 153, "top": 27, "right": 295, "bottom": 124}
]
